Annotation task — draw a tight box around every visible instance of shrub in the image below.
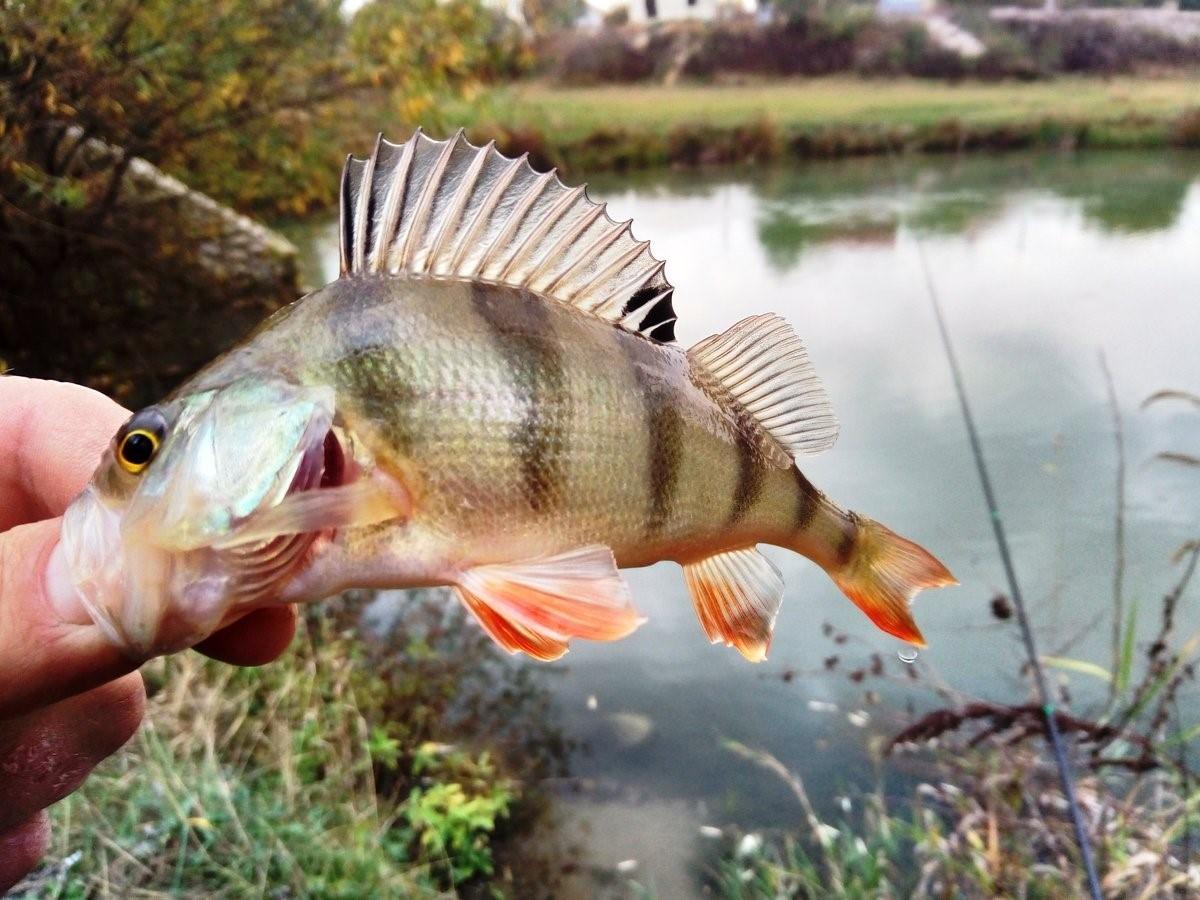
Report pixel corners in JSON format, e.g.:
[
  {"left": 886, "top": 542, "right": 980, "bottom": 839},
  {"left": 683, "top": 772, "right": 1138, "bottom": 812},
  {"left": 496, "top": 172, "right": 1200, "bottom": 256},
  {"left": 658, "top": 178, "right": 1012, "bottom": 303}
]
[{"left": 542, "top": 27, "right": 664, "bottom": 84}]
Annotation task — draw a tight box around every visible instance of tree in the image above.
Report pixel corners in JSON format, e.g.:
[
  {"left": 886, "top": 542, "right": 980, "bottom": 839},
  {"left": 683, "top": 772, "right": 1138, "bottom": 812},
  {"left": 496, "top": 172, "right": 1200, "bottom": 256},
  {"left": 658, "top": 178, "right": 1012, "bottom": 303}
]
[{"left": 0, "top": 0, "right": 521, "bottom": 402}]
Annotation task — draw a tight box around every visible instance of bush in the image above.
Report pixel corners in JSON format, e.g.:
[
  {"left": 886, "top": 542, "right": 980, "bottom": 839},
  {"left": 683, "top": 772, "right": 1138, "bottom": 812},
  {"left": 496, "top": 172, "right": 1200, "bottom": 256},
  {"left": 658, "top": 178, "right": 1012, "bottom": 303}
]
[
  {"left": 1009, "top": 18, "right": 1200, "bottom": 75},
  {"left": 542, "top": 27, "right": 665, "bottom": 84},
  {"left": 539, "top": 13, "right": 1200, "bottom": 86}
]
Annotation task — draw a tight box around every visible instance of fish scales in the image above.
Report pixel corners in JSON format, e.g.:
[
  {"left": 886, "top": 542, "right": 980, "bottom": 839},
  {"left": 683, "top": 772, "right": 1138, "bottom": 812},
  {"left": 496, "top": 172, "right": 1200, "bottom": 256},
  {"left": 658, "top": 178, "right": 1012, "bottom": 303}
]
[
  {"left": 58, "top": 130, "right": 955, "bottom": 662},
  {"left": 230, "top": 276, "right": 788, "bottom": 569}
]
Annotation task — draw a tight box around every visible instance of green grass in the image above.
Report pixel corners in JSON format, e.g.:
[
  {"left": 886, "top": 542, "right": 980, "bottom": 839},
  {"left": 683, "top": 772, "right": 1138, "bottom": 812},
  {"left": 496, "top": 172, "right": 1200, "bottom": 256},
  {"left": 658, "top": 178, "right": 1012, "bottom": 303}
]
[{"left": 456, "top": 77, "right": 1200, "bottom": 140}]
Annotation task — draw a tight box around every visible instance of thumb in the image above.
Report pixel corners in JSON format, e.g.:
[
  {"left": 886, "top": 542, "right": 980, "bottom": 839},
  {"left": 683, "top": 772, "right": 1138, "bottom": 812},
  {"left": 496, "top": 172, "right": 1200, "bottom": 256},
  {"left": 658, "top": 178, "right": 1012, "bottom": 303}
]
[{"left": 0, "top": 519, "right": 135, "bottom": 720}]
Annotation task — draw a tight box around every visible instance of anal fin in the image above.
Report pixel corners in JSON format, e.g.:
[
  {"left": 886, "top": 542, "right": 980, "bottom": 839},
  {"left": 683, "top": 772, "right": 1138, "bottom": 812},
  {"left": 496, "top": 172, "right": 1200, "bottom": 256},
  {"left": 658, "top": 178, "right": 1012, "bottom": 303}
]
[
  {"left": 456, "top": 545, "right": 644, "bottom": 661},
  {"left": 683, "top": 546, "right": 784, "bottom": 662}
]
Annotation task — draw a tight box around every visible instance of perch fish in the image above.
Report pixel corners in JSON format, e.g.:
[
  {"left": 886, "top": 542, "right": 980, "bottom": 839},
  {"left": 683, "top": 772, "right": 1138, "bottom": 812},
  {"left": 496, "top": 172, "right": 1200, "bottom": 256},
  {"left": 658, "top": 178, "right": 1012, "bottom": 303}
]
[{"left": 58, "top": 130, "right": 956, "bottom": 662}]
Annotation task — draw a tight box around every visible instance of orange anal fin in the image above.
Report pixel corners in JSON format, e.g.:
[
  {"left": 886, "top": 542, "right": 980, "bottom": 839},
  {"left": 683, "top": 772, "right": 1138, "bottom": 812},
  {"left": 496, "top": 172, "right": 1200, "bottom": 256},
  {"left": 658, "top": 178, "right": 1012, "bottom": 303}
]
[
  {"left": 831, "top": 519, "right": 957, "bottom": 647},
  {"left": 683, "top": 546, "right": 784, "bottom": 663},
  {"left": 455, "top": 545, "right": 644, "bottom": 661}
]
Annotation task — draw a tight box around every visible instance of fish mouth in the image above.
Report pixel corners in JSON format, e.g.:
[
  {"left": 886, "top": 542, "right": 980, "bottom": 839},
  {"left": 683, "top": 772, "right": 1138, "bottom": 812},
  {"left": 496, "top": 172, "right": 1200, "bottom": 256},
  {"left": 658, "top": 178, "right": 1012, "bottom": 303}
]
[{"left": 219, "top": 428, "right": 345, "bottom": 604}]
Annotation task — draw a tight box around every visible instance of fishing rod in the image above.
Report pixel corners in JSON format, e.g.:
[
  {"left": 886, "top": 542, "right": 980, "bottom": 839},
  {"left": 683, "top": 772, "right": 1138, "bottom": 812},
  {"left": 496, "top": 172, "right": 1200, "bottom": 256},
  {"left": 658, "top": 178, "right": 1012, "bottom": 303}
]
[{"left": 914, "top": 240, "right": 1104, "bottom": 900}]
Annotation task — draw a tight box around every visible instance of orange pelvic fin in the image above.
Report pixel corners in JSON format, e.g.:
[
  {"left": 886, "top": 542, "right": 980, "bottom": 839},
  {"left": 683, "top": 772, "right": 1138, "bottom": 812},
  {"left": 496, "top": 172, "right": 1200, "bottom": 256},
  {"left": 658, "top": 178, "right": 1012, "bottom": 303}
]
[
  {"left": 455, "top": 545, "right": 644, "bottom": 661},
  {"left": 682, "top": 546, "right": 784, "bottom": 662},
  {"left": 830, "top": 518, "right": 956, "bottom": 647}
]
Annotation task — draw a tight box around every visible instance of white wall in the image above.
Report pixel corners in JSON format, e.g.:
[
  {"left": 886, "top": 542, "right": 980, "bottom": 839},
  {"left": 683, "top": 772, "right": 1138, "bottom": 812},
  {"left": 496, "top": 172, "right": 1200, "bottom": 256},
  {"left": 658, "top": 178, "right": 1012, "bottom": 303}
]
[{"left": 627, "top": 0, "right": 721, "bottom": 24}]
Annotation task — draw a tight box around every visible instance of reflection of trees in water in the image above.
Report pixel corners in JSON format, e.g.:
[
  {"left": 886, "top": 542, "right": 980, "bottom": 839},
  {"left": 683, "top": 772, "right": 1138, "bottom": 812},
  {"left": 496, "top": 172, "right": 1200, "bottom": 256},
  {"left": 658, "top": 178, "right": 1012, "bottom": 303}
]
[
  {"left": 740, "top": 151, "right": 1200, "bottom": 271},
  {"left": 1051, "top": 156, "right": 1194, "bottom": 234}
]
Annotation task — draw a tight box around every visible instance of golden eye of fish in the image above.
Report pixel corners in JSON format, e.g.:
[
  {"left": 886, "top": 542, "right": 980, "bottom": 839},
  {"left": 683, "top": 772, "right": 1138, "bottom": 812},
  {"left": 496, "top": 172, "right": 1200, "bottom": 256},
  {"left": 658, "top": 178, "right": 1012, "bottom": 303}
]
[{"left": 118, "top": 429, "right": 161, "bottom": 474}]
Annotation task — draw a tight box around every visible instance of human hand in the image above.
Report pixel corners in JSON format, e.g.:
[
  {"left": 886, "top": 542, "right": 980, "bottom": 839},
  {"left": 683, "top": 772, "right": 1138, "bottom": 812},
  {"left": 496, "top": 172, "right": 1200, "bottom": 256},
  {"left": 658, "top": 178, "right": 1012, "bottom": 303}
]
[{"left": 0, "top": 376, "right": 300, "bottom": 892}]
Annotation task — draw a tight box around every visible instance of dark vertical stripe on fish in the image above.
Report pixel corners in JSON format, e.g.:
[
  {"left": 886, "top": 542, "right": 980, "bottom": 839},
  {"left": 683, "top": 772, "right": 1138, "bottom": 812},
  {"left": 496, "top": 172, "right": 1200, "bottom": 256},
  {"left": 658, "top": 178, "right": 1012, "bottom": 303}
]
[
  {"left": 331, "top": 348, "right": 419, "bottom": 454},
  {"left": 645, "top": 399, "right": 683, "bottom": 535},
  {"left": 792, "top": 467, "right": 819, "bottom": 533},
  {"left": 320, "top": 281, "right": 422, "bottom": 453},
  {"left": 725, "top": 414, "right": 766, "bottom": 527},
  {"left": 618, "top": 333, "right": 682, "bottom": 536},
  {"left": 469, "top": 283, "right": 567, "bottom": 513},
  {"left": 836, "top": 513, "right": 860, "bottom": 566}
]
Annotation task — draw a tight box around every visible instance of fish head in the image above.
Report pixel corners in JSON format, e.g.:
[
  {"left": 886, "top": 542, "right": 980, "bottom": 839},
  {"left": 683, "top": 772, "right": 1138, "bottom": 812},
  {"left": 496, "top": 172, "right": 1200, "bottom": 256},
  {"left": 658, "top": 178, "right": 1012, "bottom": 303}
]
[{"left": 58, "top": 376, "right": 340, "bottom": 658}]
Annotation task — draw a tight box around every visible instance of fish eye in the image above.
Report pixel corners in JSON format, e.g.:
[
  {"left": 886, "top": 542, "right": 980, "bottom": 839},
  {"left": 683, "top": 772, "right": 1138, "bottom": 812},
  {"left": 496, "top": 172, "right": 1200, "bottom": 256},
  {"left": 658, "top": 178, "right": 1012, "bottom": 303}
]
[{"left": 116, "top": 410, "right": 167, "bottom": 475}]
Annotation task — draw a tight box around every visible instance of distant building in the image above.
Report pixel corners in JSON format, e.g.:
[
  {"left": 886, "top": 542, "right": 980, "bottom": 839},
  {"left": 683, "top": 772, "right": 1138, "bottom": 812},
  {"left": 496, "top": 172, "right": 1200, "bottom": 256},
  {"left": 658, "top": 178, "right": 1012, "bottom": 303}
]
[
  {"left": 629, "top": 0, "right": 716, "bottom": 23},
  {"left": 591, "top": 0, "right": 755, "bottom": 25}
]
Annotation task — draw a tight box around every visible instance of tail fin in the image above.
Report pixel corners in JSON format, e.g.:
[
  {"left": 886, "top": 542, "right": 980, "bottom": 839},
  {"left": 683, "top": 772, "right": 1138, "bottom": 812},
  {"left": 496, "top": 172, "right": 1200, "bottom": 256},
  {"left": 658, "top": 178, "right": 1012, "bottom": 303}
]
[{"left": 830, "top": 517, "right": 956, "bottom": 646}]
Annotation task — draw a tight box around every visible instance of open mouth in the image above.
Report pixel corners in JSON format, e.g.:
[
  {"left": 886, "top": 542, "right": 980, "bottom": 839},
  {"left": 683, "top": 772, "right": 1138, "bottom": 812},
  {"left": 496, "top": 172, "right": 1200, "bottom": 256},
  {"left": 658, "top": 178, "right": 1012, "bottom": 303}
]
[{"left": 221, "top": 429, "right": 345, "bottom": 603}]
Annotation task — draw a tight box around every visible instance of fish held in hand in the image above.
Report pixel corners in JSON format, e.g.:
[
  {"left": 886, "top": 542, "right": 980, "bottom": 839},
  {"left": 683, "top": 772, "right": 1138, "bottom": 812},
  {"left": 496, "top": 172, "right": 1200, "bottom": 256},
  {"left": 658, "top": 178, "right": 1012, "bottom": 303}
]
[{"left": 58, "top": 130, "right": 956, "bottom": 661}]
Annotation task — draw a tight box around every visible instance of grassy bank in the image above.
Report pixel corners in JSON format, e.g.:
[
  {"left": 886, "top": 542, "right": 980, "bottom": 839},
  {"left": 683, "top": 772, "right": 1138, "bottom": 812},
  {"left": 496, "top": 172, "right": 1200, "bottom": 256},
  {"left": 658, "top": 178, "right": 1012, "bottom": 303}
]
[
  {"left": 13, "top": 597, "right": 572, "bottom": 897},
  {"left": 439, "top": 77, "right": 1200, "bottom": 174}
]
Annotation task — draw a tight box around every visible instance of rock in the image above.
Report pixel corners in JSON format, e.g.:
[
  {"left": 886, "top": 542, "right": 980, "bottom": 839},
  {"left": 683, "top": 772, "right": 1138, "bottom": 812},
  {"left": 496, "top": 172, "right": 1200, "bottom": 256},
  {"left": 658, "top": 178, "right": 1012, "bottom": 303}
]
[{"left": 71, "top": 134, "right": 300, "bottom": 297}]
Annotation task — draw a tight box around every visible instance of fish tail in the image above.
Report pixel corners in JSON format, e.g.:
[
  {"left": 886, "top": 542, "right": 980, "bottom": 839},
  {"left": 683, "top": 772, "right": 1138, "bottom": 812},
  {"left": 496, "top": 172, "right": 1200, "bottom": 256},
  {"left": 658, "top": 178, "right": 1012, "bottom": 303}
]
[{"left": 823, "top": 513, "right": 956, "bottom": 647}]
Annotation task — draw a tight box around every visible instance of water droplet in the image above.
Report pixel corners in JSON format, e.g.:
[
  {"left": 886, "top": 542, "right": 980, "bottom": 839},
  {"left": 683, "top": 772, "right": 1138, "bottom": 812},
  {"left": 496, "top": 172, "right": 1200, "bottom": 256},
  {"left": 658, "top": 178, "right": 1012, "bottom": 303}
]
[{"left": 897, "top": 647, "right": 919, "bottom": 664}]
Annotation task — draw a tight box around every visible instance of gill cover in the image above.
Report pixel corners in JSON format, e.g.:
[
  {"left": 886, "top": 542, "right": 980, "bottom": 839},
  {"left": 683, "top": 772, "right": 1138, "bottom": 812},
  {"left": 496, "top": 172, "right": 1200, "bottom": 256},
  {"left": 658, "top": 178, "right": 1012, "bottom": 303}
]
[{"left": 60, "top": 378, "right": 336, "bottom": 657}]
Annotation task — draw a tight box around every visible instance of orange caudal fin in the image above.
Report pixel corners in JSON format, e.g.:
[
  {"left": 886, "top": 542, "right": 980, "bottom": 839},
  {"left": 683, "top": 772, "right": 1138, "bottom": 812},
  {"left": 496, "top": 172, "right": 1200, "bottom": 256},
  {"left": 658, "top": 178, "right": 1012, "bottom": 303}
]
[
  {"left": 830, "top": 518, "right": 956, "bottom": 647},
  {"left": 455, "top": 545, "right": 645, "bottom": 661}
]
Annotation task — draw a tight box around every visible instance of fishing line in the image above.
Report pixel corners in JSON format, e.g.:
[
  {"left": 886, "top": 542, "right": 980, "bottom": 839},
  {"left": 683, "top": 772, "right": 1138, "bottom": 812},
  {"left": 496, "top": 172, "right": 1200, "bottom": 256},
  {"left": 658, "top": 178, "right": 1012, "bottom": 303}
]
[{"left": 913, "top": 239, "right": 1104, "bottom": 900}]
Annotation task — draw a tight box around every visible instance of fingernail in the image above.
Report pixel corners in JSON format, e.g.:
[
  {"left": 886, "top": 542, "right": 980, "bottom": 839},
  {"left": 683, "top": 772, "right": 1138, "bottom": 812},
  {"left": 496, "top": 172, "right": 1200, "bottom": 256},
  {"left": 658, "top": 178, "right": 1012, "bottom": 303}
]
[{"left": 44, "top": 541, "right": 92, "bottom": 625}]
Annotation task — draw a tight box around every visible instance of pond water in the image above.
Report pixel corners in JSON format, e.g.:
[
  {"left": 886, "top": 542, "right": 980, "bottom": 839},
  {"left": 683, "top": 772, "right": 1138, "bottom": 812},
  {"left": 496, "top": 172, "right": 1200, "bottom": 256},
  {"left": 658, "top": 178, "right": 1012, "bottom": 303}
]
[{"left": 282, "top": 150, "right": 1200, "bottom": 894}]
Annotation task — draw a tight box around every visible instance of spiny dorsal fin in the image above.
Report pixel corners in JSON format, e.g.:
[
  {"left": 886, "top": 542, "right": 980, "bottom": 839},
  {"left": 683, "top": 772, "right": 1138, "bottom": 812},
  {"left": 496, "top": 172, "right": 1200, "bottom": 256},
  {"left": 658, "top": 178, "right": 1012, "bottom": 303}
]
[
  {"left": 339, "top": 129, "right": 678, "bottom": 343},
  {"left": 689, "top": 313, "right": 839, "bottom": 462}
]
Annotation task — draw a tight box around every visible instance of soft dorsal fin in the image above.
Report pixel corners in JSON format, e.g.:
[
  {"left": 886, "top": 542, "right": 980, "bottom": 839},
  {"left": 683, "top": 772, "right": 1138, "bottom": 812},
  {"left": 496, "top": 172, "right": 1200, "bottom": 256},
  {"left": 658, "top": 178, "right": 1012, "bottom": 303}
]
[
  {"left": 689, "top": 313, "right": 839, "bottom": 462},
  {"left": 339, "top": 129, "right": 678, "bottom": 343}
]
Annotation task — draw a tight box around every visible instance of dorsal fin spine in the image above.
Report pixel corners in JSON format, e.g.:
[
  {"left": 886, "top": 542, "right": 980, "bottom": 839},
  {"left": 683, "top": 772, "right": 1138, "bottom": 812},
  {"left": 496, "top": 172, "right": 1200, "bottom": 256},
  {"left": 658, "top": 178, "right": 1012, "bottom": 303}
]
[
  {"left": 498, "top": 184, "right": 586, "bottom": 282},
  {"left": 451, "top": 153, "right": 526, "bottom": 275},
  {"left": 576, "top": 236, "right": 648, "bottom": 309},
  {"left": 338, "top": 153, "right": 354, "bottom": 275},
  {"left": 551, "top": 220, "right": 630, "bottom": 297},
  {"left": 353, "top": 134, "right": 382, "bottom": 274},
  {"left": 591, "top": 256, "right": 665, "bottom": 316},
  {"left": 400, "top": 130, "right": 459, "bottom": 271},
  {"left": 479, "top": 169, "right": 554, "bottom": 275},
  {"left": 528, "top": 200, "right": 609, "bottom": 289},
  {"left": 373, "top": 136, "right": 417, "bottom": 275},
  {"left": 428, "top": 139, "right": 493, "bottom": 271}
]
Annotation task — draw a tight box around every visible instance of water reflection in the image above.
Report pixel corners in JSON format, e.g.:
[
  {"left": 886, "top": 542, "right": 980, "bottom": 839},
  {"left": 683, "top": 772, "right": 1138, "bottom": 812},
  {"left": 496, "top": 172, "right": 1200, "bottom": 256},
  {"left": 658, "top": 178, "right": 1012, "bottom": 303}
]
[{"left": 284, "top": 149, "right": 1200, "bottom": 892}]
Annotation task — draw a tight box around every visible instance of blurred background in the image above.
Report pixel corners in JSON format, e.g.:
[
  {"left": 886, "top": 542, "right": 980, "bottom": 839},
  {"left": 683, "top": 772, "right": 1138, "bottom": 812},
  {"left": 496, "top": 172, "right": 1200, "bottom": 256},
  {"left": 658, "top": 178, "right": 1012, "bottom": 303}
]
[{"left": 3, "top": 0, "right": 1200, "bottom": 896}]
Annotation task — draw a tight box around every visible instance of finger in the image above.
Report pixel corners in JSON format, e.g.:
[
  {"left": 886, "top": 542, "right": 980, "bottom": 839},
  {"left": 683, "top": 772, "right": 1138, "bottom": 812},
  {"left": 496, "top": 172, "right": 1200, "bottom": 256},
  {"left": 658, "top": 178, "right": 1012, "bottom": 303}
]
[
  {"left": 0, "top": 673, "right": 144, "bottom": 833},
  {"left": 0, "top": 811, "right": 50, "bottom": 895},
  {"left": 194, "top": 606, "right": 298, "bottom": 666},
  {"left": 0, "top": 377, "right": 127, "bottom": 530},
  {"left": 0, "top": 520, "right": 135, "bottom": 719}
]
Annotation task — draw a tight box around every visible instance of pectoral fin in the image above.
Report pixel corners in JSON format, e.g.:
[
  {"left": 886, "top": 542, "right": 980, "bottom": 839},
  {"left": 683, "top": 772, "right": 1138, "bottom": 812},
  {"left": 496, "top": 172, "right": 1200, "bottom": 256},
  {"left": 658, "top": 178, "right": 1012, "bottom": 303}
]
[
  {"left": 214, "top": 475, "right": 410, "bottom": 549},
  {"left": 683, "top": 546, "right": 784, "bottom": 662},
  {"left": 455, "top": 545, "right": 645, "bottom": 661}
]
